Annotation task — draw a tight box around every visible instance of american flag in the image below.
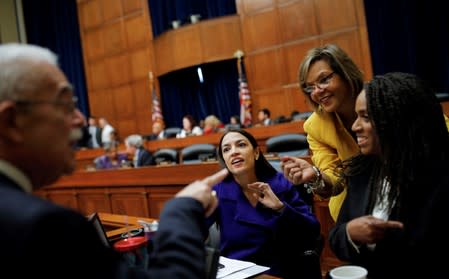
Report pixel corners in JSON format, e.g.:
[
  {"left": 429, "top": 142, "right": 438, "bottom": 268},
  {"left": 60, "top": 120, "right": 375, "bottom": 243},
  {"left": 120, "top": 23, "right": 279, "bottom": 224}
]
[
  {"left": 238, "top": 58, "right": 252, "bottom": 127},
  {"left": 150, "top": 73, "right": 164, "bottom": 123}
]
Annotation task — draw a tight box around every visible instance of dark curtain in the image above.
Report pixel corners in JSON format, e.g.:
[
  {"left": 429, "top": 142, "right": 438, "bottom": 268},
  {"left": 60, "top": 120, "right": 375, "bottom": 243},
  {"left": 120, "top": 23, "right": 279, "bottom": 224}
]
[
  {"left": 22, "top": 0, "right": 89, "bottom": 117},
  {"left": 147, "top": 0, "right": 237, "bottom": 37},
  {"left": 364, "top": 0, "right": 449, "bottom": 93},
  {"left": 159, "top": 59, "right": 240, "bottom": 128}
]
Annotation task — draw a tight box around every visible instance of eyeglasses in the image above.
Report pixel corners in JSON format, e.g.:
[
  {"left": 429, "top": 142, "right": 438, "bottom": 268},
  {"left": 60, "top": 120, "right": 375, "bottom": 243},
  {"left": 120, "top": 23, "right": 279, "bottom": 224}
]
[
  {"left": 15, "top": 96, "right": 78, "bottom": 114},
  {"left": 303, "top": 72, "right": 336, "bottom": 95}
]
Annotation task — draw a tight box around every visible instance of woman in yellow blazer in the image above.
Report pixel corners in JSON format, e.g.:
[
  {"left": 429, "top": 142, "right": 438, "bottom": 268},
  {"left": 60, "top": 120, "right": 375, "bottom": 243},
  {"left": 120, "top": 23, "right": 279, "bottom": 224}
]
[
  {"left": 281, "top": 44, "right": 363, "bottom": 221},
  {"left": 282, "top": 44, "right": 449, "bottom": 221}
]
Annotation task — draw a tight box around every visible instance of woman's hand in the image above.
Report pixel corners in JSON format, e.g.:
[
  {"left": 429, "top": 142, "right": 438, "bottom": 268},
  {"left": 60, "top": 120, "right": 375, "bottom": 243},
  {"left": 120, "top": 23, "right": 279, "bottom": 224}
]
[
  {"left": 280, "top": 156, "right": 315, "bottom": 185},
  {"left": 247, "top": 182, "right": 284, "bottom": 211},
  {"left": 347, "top": 215, "right": 404, "bottom": 245}
]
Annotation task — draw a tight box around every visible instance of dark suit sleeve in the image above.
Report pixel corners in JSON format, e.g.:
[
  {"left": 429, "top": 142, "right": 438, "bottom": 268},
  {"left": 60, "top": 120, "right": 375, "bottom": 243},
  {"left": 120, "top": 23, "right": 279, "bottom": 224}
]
[
  {"left": 328, "top": 175, "right": 371, "bottom": 263},
  {"left": 139, "top": 149, "right": 155, "bottom": 166},
  {"left": 21, "top": 197, "right": 207, "bottom": 279},
  {"left": 148, "top": 197, "right": 208, "bottom": 278}
]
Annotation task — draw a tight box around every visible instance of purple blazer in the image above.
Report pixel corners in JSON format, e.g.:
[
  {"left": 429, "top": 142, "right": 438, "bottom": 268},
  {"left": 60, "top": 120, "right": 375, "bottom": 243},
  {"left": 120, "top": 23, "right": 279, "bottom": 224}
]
[
  {"left": 94, "top": 153, "right": 129, "bottom": 169},
  {"left": 206, "top": 172, "right": 320, "bottom": 277}
]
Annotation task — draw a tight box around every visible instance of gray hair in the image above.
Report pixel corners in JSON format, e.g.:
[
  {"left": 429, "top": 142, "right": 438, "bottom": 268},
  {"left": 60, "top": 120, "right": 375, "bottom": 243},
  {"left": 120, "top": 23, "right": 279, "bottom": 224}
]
[
  {"left": 0, "top": 43, "right": 58, "bottom": 102},
  {"left": 125, "top": 134, "right": 144, "bottom": 148}
]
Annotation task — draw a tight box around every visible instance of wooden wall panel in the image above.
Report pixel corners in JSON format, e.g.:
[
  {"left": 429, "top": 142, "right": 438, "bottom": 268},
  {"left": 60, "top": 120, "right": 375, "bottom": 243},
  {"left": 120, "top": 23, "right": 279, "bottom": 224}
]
[
  {"left": 84, "top": 28, "right": 105, "bottom": 60},
  {"left": 122, "top": 0, "right": 143, "bottom": 14},
  {"left": 117, "top": 119, "right": 138, "bottom": 140},
  {"left": 77, "top": 0, "right": 102, "bottom": 29},
  {"left": 277, "top": 0, "right": 319, "bottom": 42},
  {"left": 282, "top": 86, "right": 311, "bottom": 113},
  {"left": 46, "top": 189, "right": 78, "bottom": 211},
  {"left": 102, "top": 21, "right": 126, "bottom": 55},
  {"left": 172, "top": 27, "right": 202, "bottom": 70},
  {"left": 153, "top": 16, "right": 243, "bottom": 76},
  {"left": 77, "top": 189, "right": 112, "bottom": 215},
  {"left": 124, "top": 14, "right": 151, "bottom": 48},
  {"left": 88, "top": 60, "right": 108, "bottom": 89},
  {"left": 248, "top": 49, "right": 284, "bottom": 90},
  {"left": 112, "top": 85, "right": 134, "bottom": 118},
  {"left": 241, "top": 8, "right": 279, "bottom": 51},
  {"left": 105, "top": 54, "right": 131, "bottom": 86},
  {"left": 283, "top": 39, "right": 320, "bottom": 84},
  {"left": 129, "top": 48, "right": 151, "bottom": 81},
  {"left": 154, "top": 33, "right": 175, "bottom": 75},
  {"left": 90, "top": 90, "right": 115, "bottom": 121},
  {"left": 109, "top": 187, "right": 150, "bottom": 217},
  {"left": 100, "top": 0, "right": 122, "bottom": 22},
  {"left": 200, "top": 16, "right": 243, "bottom": 62},
  {"left": 147, "top": 187, "right": 182, "bottom": 218},
  {"left": 315, "top": 0, "right": 357, "bottom": 33},
  {"left": 133, "top": 79, "right": 152, "bottom": 111},
  {"left": 238, "top": 0, "right": 274, "bottom": 13}
]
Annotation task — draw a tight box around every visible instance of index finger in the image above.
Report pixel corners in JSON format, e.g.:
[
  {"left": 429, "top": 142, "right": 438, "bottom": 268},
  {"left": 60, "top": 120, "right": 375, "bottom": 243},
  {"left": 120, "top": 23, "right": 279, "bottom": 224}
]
[
  {"left": 374, "top": 220, "right": 404, "bottom": 230},
  {"left": 201, "top": 168, "right": 229, "bottom": 187}
]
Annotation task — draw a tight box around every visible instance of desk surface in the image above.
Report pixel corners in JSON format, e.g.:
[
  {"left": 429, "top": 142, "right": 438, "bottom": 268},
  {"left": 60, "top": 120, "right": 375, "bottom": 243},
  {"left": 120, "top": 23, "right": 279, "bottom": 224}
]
[{"left": 98, "top": 213, "right": 280, "bottom": 279}]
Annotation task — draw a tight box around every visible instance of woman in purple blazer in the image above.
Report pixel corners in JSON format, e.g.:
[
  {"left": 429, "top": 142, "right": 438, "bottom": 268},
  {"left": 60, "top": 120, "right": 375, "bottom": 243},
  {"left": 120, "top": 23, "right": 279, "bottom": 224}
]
[{"left": 206, "top": 128, "right": 321, "bottom": 278}]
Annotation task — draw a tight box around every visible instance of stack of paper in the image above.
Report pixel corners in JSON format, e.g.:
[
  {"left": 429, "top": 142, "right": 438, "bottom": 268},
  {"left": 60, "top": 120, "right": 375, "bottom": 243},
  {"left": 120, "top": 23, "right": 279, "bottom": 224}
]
[{"left": 216, "top": 256, "right": 270, "bottom": 279}]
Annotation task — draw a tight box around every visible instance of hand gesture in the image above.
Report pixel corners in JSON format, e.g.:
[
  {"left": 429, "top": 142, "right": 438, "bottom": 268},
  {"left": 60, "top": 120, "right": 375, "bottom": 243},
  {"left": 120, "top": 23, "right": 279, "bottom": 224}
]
[
  {"left": 347, "top": 215, "right": 404, "bottom": 245},
  {"left": 176, "top": 168, "right": 228, "bottom": 216},
  {"left": 247, "top": 182, "right": 284, "bottom": 211},
  {"left": 280, "top": 155, "right": 315, "bottom": 185}
]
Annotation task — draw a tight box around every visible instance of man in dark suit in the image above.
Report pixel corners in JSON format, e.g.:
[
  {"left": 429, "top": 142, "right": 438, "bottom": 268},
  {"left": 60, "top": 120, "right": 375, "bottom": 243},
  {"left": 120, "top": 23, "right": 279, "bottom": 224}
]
[
  {"left": 0, "top": 43, "right": 226, "bottom": 278},
  {"left": 124, "top": 134, "right": 155, "bottom": 167}
]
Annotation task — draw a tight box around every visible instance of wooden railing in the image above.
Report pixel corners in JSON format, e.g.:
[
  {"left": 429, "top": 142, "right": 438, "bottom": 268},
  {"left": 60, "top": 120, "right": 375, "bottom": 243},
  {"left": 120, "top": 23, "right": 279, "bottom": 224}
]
[{"left": 75, "top": 120, "right": 306, "bottom": 171}]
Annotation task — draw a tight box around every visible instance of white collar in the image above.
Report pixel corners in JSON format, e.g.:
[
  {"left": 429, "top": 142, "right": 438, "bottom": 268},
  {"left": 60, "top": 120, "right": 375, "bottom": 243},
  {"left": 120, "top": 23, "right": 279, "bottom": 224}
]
[{"left": 0, "top": 160, "right": 33, "bottom": 193}]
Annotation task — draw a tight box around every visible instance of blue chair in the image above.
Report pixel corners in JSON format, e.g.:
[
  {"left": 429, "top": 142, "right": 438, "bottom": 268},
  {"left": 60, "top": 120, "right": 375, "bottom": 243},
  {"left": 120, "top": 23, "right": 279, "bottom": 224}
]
[
  {"left": 153, "top": 148, "right": 178, "bottom": 165},
  {"left": 266, "top": 133, "right": 309, "bottom": 158},
  {"left": 164, "top": 127, "right": 181, "bottom": 139},
  {"left": 180, "top": 144, "right": 216, "bottom": 164}
]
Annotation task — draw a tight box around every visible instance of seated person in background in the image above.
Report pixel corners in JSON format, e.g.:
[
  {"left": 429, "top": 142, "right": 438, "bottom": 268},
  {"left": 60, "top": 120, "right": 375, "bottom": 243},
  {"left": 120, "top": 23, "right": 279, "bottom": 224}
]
[
  {"left": 0, "top": 42, "right": 228, "bottom": 278},
  {"left": 176, "top": 114, "right": 203, "bottom": 138},
  {"left": 206, "top": 128, "right": 321, "bottom": 279},
  {"left": 105, "top": 130, "right": 120, "bottom": 149},
  {"left": 145, "top": 121, "right": 166, "bottom": 141},
  {"left": 203, "top": 115, "right": 225, "bottom": 135},
  {"left": 329, "top": 72, "right": 449, "bottom": 278},
  {"left": 94, "top": 143, "right": 129, "bottom": 169},
  {"left": 225, "top": 115, "right": 242, "bottom": 130},
  {"left": 124, "top": 134, "right": 155, "bottom": 167},
  {"left": 87, "top": 116, "right": 101, "bottom": 148},
  {"left": 255, "top": 108, "right": 273, "bottom": 126},
  {"left": 98, "top": 117, "right": 115, "bottom": 147}
]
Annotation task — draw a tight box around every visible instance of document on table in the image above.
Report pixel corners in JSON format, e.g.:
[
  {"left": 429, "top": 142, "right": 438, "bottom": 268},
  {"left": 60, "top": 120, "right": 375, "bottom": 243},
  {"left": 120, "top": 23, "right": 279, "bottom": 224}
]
[{"left": 216, "top": 256, "right": 270, "bottom": 279}]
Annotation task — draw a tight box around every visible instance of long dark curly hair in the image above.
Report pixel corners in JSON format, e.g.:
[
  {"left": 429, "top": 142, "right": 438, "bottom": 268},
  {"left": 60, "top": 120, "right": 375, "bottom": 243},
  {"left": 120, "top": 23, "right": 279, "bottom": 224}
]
[{"left": 337, "top": 72, "right": 449, "bottom": 220}]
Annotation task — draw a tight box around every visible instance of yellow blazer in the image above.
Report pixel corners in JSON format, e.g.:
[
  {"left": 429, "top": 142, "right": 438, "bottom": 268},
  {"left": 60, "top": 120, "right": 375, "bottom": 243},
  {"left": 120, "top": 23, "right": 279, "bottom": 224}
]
[
  {"left": 304, "top": 112, "right": 359, "bottom": 221},
  {"left": 304, "top": 111, "right": 449, "bottom": 222}
]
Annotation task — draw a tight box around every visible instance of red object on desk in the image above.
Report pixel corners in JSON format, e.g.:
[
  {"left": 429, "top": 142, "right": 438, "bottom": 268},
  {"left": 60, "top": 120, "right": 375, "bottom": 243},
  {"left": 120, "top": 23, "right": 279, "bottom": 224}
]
[{"left": 113, "top": 236, "right": 148, "bottom": 252}]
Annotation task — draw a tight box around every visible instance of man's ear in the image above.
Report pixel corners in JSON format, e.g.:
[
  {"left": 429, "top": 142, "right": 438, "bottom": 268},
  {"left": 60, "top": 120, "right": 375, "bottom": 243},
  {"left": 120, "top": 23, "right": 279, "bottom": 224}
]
[{"left": 0, "top": 101, "right": 25, "bottom": 143}]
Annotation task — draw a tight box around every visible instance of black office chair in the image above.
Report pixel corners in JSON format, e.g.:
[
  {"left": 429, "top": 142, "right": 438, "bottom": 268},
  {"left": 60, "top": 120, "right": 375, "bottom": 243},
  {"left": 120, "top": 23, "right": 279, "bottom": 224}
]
[
  {"left": 153, "top": 148, "right": 178, "bottom": 165},
  {"left": 292, "top": 111, "right": 313, "bottom": 121},
  {"left": 180, "top": 144, "right": 216, "bottom": 164},
  {"left": 266, "top": 133, "right": 309, "bottom": 157},
  {"left": 164, "top": 127, "right": 182, "bottom": 139}
]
